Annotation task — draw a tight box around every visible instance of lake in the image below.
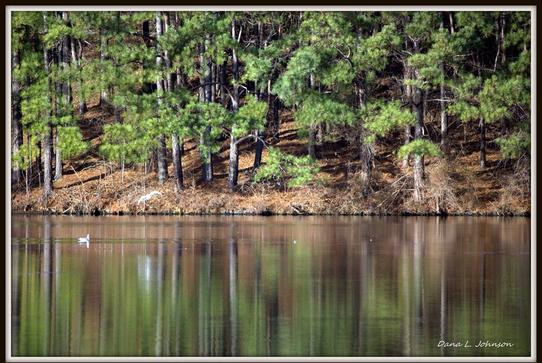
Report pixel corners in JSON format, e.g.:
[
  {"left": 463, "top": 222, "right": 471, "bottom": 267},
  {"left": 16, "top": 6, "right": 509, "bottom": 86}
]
[{"left": 10, "top": 215, "right": 531, "bottom": 357}]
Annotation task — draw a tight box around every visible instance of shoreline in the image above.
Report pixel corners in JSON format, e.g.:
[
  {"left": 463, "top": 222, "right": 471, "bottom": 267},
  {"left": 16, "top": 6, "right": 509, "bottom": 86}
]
[{"left": 11, "top": 209, "right": 530, "bottom": 217}]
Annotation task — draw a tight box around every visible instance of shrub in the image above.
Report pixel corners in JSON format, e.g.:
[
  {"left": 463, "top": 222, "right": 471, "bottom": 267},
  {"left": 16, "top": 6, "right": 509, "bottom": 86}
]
[{"left": 253, "top": 147, "right": 319, "bottom": 189}]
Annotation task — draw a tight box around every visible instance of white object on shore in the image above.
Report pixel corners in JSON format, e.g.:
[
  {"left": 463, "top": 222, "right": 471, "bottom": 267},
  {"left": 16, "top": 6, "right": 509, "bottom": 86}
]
[
  {"left": 137, "top": 191, "right": 162, "bottom": 204},
  {"left": 293, "top": 240, "right": 297, "bottom": 244},
  {"left": 78, "top": 234, "right": 90, "bottom": 248}
]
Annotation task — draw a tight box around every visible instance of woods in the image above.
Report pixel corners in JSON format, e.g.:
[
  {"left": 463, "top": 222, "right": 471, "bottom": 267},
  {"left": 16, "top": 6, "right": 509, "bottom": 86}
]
[{"left": 10, "top": 11, "right": 531, "bottom": 214}]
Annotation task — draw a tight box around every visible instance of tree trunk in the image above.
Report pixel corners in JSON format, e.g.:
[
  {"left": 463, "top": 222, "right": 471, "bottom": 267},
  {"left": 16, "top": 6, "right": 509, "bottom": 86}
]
[
  {"left": 227, "top": 19, "right": 241, "bottom": 188},
  {"left": 11, "top": 51, "right": 23, "bottom": 188},
  {"left": 439, "top": 14, "right": 448, "bottom": 154},
  {"left": 254, "top": 131, "right": 264, "bottom": 168},
  {"left": 479, "top": 117, "right": 486, "bottom": 169},
  {"left": 272, "top": 96, "right": 280, "bottom": 142},
  {"left": 253, "top": 21, "right": 265, "bottom": 169},
  {"left": 42, "top": 13, "right": 53, "bottom": 202},
  {"left": 402, "top": 58, "right": 412, "bottom": 169},
  {"left": 220, "top": 61, "right": 227, "bottom": 107},
  {"left": 171, "top": 134, "right": 183, "bottom": 191},
  {"left": 308, "top": 73, "right": 317, "bottom": 159},
  {"left": 54, "top": 133, "right": 62, "bottom": 181},
  {"left": 228, "top": 136, "right": 239, "bottom": 191},
  {"left": 201, "top": 131, "right": 213, "bottom": 183},
  {"left": 71, "top": 37, "right": 86, "bottom": 114},
  {"left": 308, "top": 125, "right": 317, "bottom": 159},
  {"left": 357, "top": 83, "right": 373, "bottom": 198},
  {"left": 199, "top": 38, "right": 214, "bottom": 183},
  {"left": 156, "top": 12, "right": 168, "bottom": 183},
  {"left": 413, "top": 86, "right": 424, "bottom": 203},
  {"left": 172, "top": 134, "right": 183, "bottom": 191},
  {"left": 440, "top": 75, "right": 448, "bottom": 154},
  {"left": 61, "top": 12, "right": 72, "bottom": 107},
  {"left": 359, "top": 139, "right": 373, "bottom": 198},
  {"left": 99, "top": 28, "right": 108, "bottom": 105}
]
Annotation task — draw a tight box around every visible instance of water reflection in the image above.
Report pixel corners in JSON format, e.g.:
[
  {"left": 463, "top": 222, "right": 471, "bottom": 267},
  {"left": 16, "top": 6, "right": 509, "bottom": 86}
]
[{"left": 11, "top": 215, "right": 530, "bottom": 356}]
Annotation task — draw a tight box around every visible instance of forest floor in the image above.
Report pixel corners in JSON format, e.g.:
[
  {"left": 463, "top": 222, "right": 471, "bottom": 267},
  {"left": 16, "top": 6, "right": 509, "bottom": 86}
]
[{"left": 11, "top": 102, "right": 531, "bottom": 216}]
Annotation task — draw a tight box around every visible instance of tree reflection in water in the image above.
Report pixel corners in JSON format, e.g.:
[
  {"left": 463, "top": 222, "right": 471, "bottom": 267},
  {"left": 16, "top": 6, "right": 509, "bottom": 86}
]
[{"left": 11, "top": 215, "right": 530, "bottom": 357}]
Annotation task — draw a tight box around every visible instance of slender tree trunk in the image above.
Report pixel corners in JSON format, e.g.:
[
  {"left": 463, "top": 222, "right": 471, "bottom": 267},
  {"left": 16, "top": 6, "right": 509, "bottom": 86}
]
[
  {"left": 220, "top": 61, "right": 227, "bottom": 107},
  {"left": 42, "top": 13, "right": 53, "bottom": 202},
  {"left": 61, "top": 12, "right": 72, "bottom": 106},
  {"left": 359, "top": 140, "right": 373, "bottom": 198},
  {"left": 272, "top": 95, "right": 280, "bottom": 142},
  {"left": 228, "top": 136, "right": 239, "bottom": 192},
  {"left": 199, "top": 39, "right": 213, "bottom": 183},
  {"left": 253, "top": 87, "right": 264, "bottom": 169},
  {"left": 308, "top": 125, "right": 317, "bottom": 159},
  {"left": 99, "top": 28, "right": 108, "bottom": 105},
  {"left": 439, "top": 12, "right": 448, "bottom": 154},
  {"left": 172, "top": 134, "right": 183, "bottom": 191},
  {"left": 11, "top": 51, "right": 23, "bottom": 188},
  {"left": 54, "top": 19, "right": 69, "bottom": 182},
  {"left": 308, "top": 73, "right": 317, "bottom": 159},
  {"left": 413, "top": 86, "right": 425, "bottom": 202},
  {"left": 227, "top": 19, "right": 241, "bottom": 188},
  {"left": 357, "top": 83, "right": 373, "bottom": 197},
  {"left": 479, "top": 117, "right": 486, "bottom": 169},
  {"left": 440, "top": 71, "right": 448, "bottom": 153},
  {"left": 71, "top": 37, "right": 86, "bottom": 114},
  {"left": 402, "top": 61, "right": 413, "bottom": 169},
  {"left": 54, "top": 133, "right": 62, "bottom": 181},
  {"left": 156, "top": 12, "right": 168, "bottom": 183},
  {"left": 253, "top": 21, "right": 265, "bottom": 169}
]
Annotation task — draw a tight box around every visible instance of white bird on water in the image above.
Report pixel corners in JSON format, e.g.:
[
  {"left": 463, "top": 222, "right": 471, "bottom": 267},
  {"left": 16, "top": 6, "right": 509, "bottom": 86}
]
[
  {"left": 137, "top": 191, "right": 162, "bottom": 205},
  {"left": 78, "top": 234, "right": 90, "bottom": 248}
]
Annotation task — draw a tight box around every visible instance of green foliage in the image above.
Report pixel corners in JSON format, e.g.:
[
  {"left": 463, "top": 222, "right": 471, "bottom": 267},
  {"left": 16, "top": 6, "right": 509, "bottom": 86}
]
[
  {"left": 479, "top": 75, "right": 529, "bottom": 123},
  {"left": 12, "top": 137, "right": 39, "bottom": 171},
  {"left": 233, "top": 95, "right": 268, "bottom": 138},
  {"left": 397, "top": 139, "right": 442, "bottom": 159},
  {"left": 496, "top": 131, "right": 530, "bottom": 159},
  {"left": 295, "top": 93, "right": 356, "bottom": 130},
  {"left": 362, "top": 100, "right": 416, "bottom": 143},
  {"left": 352, "top": 24, "right": 401, "bottom": 74},
  {"left": 100, "top": 123, "right": 154, "bottom": 165},
  {"left": 57, "top": 126, "right": 88, "bottom": 159},
  {"left": 183, "top": 101, "right": 230, "bottom": 161},
  {"left": 254, "top": 147, "right": 319, "bottom": 188},
  {"left": 272, "top": 46, "right": 322, "bottom": 105}
]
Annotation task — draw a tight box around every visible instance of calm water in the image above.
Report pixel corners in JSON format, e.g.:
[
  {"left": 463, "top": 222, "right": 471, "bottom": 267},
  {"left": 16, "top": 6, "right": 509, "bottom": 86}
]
[{"left": 11, "top": 215, "right": 530, "bottom": 357}]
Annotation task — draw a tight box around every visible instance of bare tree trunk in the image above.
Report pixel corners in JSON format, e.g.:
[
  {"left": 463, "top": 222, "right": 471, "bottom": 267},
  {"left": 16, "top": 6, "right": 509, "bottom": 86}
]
[
  {"left": 357, "top": 84, "right": 373, "bottom": 198},
  {"left": 156, "top": 12, "right": 168, "bottom": 184},
  {"left": 308, "top": 125, "right": 317, "bottom": 159},
  {"left": 253, "top": 21, "right": 265, "bottom": 169},
  {"left": 271, "top": 95, "right": 280, "bottom": 142},
  {"left": 439, "top": 13, "right": 448, "bottom": 154},
  {"left": 11, "top": 51, "right": 23, "bottom": 188},
  {"left": 54, "top": 132, "right": 62, "bottom": 181},
  {"left": 413, "top": 86, "right": 424, "bottom": 203},
  {"left": 253, "top": 89, "right": 264, "bottom": 169},
  {"left": 42, "top": 13, "right": 53, "bottom": 202},
  {"left": 440, "top": 75, "right": 448, "bottom": 154},
  {"left": 172, "top": 134, "right": 183, "bottom": 191},
  {"left": 99, "top": 28, "right": 108, "bottom": 105},
  {"left": 479, "top": 117, "right": 486, "bottom": 169},
  {"left": 227, "top": 19, "right": 241, "bottom": 189},
  {"left": 71, "top": 37, "right": 86, "bottom": 114},
  {"left": 228, "top": 135, "right": 239, "bottom": 192},
  {"left": 54, "top": 14, "right": 71, "bottom": 182},
  {"left": 308, "top": 73, "right": 317, "bottom": 159},
  {"left": 359, "top": 140, "right": 373, "bottom": 198},
  {"left": 402, "top": 60, "right": 413, "bottom": 169},
  {"left": 199, "top": 38, "right": 213, "bottom": 183}
]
